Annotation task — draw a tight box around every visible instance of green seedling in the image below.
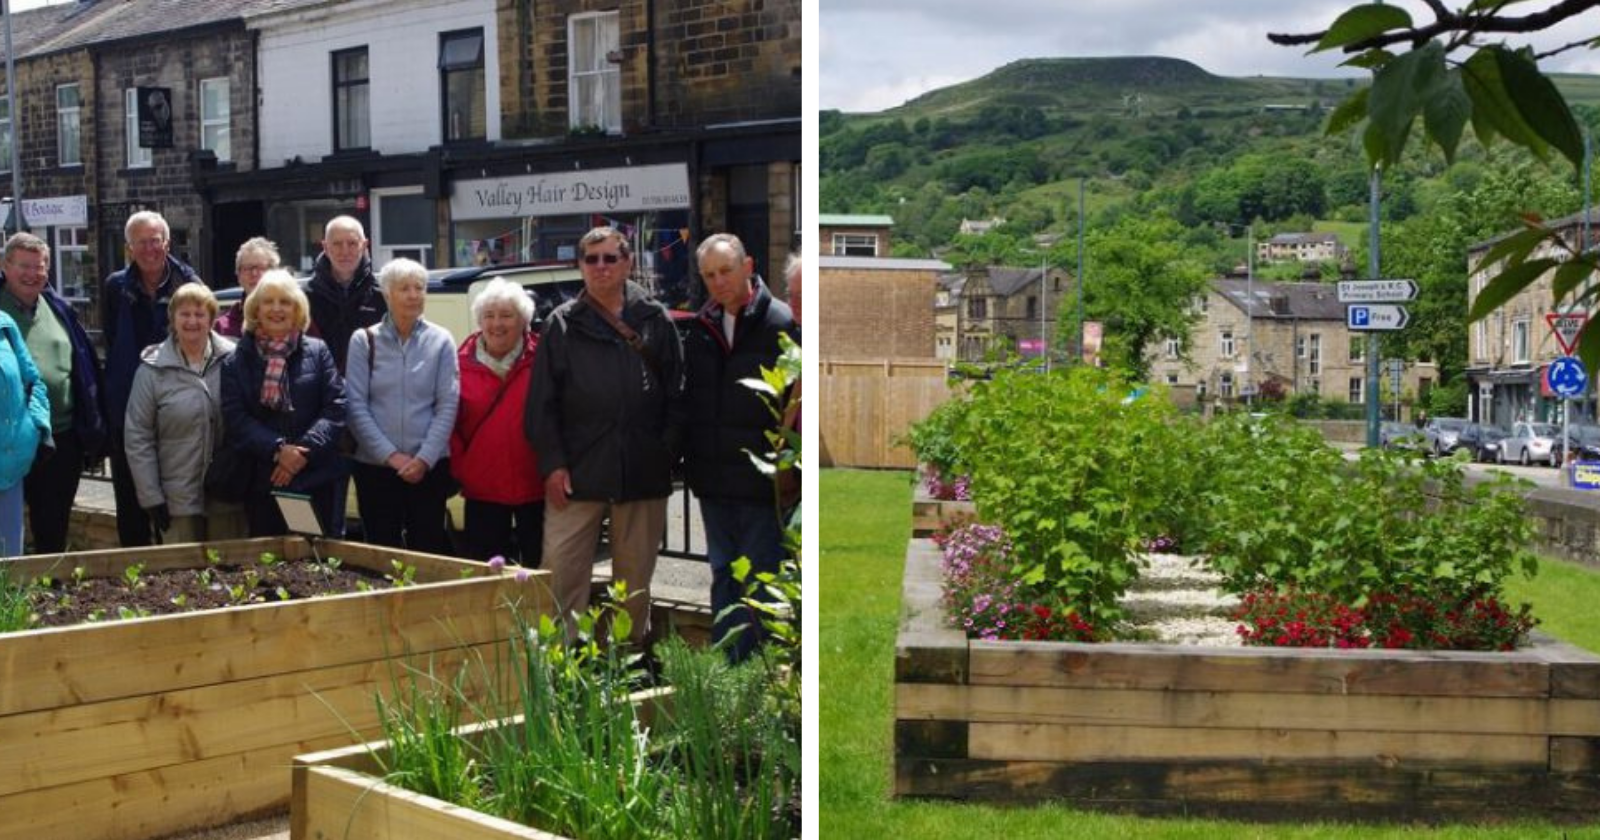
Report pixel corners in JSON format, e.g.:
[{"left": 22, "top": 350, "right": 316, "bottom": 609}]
[
  {"left": 122, "top": 563, "right": 146, "bottom": 590},
  {"left": 386, "top": 560, "right": 417, "bottom": 588}
]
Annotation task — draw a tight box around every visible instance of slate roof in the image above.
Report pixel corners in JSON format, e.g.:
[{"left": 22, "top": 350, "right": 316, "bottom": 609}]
[
  {"left": 1214, "top": 278, "right": 1344, "bottom": 321},
  {"left": 980, "top": 266, "right": 1043, "bottom": 297},
  {"left": 1264, "top": 232, "right": 1339, "bottom": 246},
  {"left": 6, "top": 0, "right": 324, "bottom": 59}
]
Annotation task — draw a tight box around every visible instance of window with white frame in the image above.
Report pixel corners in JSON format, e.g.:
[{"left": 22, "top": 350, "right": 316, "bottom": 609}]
[
  {"left": 1, "top": 96, "right": 13, "bottom": 174},
  {"left": 1220, "top": 372, "right": 1234, "bottom": 398},
  {"left": 439, "top": 29, "right": 486, "bottom": 142},
  {"left": 199, "top": 78, "right": 230, "bottom": 161},
  {"left": 1475, "top": 318, "right": 1488, "bottom": 362},
  {"left": 333, "top": 47, "right": 371, "bottom": 151},
  {"left": 55, "top": 226, "right": 89, "bottom": 299},
  {"left": 569, "top": 12, "right": 621, "bottom": 133},
  {"left": 1349, "top": 376, "right": 1363, "bottom": 403},
  {"left": 1220, "top": 329, "right": 1235, "bottom": 358},
  {"left": 1296, "top": 335, "right": 1306, "bottom": 359},
  {"left": 56, "top": 85, "right": 80, "bottom": 167},
  {"left": 1165, "top": 372, "right": 1179, "bottom": 386},
  {"left": 833, "top": 233, "right": 876, "bottom": 256},
  {"left": 1164, "top": 337, "right": 1180, "bottom": 358},
  {"left": 124, "top": 89, "right": 152, "bottom": 168},
  {"left": 372, "top": 190, "right": 434, "bottom": 267},
  {"left": 1512, "top": 318, "right": 1530, "bottom": 363},
  {"left": 1309, "top": 334, "right": 1322, "bottom": 376}
]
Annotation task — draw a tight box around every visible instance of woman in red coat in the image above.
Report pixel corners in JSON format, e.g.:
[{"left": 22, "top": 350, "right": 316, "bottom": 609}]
[{"left": 450, "top": 278, "right": 544, "bottom": 565}]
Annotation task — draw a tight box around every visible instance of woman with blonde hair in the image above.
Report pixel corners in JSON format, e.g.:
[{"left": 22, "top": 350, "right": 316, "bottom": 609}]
[
  {"left": 125, "top": 283, "right": 245, "bottom": 542},
  {"left": 219, "top": 270, "right": 348, "bottom": 536}
]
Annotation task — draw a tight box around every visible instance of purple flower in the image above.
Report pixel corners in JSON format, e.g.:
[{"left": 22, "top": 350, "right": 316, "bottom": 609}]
[
  {"left": 488, "top": 556, "right": 507, "bottom": 573},
  {"left": 514, "top": 567, "right": 532, "bottom": 583}
]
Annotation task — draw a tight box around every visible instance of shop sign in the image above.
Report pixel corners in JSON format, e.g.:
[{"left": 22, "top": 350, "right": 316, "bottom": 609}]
[
  {"left": 1, "top": 195, "right": 88, "bottom": 228},
  {"left": 451, "top": 164, "right": 690, "bottom": 221}
]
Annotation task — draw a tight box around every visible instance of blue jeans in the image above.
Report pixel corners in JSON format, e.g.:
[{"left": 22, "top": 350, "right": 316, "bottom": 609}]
[
  {"left": 699, "top": 499, "right": 785, "bottom": 663},
  {"left": 0, "top": 481, "right": 21, "bottom": 557}
]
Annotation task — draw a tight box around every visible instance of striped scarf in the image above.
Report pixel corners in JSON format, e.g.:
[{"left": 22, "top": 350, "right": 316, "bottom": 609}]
[{"left": 255, "top": 331, "right": 298, "bottom": 411}]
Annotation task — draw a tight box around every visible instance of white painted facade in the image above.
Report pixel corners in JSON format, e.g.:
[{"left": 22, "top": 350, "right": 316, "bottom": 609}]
[{"left": 249, "top": 0, "right": 501, "bottom": 165}]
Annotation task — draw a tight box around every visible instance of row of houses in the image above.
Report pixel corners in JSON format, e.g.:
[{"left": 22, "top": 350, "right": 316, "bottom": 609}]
[{"left": 1, "top": 0, "right": 800, "bottom": 330}]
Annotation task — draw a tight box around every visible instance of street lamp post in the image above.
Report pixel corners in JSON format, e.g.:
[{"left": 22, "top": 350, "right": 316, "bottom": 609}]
[
  {"left": 1039, "top": 253, "right": 1049, "bottom": 372},
  {"left": 1245, "top": 224, "right": 1254, "bottom": 406},
  {"left": 3, "top": 0, "right": 23, "bottom": 235}
]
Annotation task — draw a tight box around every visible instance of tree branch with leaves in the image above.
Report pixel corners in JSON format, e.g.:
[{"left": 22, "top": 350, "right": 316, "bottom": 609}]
[{"left": 1274, "top": 2, "right": 1600, "bottom": 370}]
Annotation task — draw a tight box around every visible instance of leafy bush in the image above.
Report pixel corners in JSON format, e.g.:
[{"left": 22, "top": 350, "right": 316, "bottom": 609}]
[
  {"left": 902, "top": 394, "right": 972, "bottom": 480},
  {"left": 941, "top": 367, "right": 1188, "bottom": 625},
  {"left": 1197, "top": 421, "right": 1537, "bottom": 608}
]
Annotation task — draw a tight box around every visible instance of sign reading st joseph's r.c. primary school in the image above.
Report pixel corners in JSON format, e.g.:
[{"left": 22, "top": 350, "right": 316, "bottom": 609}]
[{"left": 450, "top": 163, "right": 691, "bottom": 221}]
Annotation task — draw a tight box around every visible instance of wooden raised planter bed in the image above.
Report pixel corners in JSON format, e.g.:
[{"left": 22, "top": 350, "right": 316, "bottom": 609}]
[
  {"left": 896, "top": 537, "right": 1600, "bottom": 821},
  {"left": 0, "top": 537, "right": 550, "bottom": 840},
  {"left": 290, "top": 600, "right": 707, "bottom": 840},
  {"left": 910, "top": 484, "right": 975, "bottom": 538}
]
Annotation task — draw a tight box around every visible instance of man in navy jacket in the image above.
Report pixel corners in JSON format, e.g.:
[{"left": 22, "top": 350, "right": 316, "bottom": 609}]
[
  {"left": 102, "top": 211, "right": 200, "bottom": 547},
  {"left": 682, "top": 233, "right": 797, "bottom": 662}
]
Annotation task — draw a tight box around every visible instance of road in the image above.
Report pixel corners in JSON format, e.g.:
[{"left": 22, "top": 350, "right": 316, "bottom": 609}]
[{"left": 1335, "top": 443, "right": 1574, "bottom": 490}]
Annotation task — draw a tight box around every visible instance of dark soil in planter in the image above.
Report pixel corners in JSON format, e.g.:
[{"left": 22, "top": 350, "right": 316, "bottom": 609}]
[{"left": 27, "top": 559, "right": 394, "bottom": 628}]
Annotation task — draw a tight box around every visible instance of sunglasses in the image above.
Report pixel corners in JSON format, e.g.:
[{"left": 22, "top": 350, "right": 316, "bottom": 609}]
[{"left": 583, "top": 252, "right": 625, "bottom": 265}]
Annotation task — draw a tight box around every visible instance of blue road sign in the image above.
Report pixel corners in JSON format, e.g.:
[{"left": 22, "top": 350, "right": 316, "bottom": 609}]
[{"left": 1547, "top": 356, "right": 1589, "bottom": 398}]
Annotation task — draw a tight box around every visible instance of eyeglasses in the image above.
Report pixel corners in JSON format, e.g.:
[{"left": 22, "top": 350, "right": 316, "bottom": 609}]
[
  {"left": 238, "top": 264, "right": 272, "bottom": 273},
  {"left": 582, "top": 253, "right": 625, "bottom": 265},
  {"left": 132, "top": 237, "right": 168, "bottom": 249}
]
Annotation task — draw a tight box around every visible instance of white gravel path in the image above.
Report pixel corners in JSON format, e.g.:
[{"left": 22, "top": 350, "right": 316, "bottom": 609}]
[{"left": 1124, "top": 553, "right": 1242, "bottom": 646}]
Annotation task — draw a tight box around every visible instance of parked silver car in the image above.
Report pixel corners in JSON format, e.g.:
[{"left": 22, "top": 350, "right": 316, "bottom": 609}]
[
  {"left": 1500, "top": 421, "right": 1562, "bottom": 466},
  {"left": 1421, "top": 416, "right": 1471, "bottom": 456}
]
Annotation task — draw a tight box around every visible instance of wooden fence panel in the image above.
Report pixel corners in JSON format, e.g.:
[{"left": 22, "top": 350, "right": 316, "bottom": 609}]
[{"left": 820, "top": 358, "right": 952, "bottom": 469}]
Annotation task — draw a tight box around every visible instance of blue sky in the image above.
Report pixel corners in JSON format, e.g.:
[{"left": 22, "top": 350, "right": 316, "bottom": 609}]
[{"left": 820, "top": 0, "right": 1600, "bottom": 112}]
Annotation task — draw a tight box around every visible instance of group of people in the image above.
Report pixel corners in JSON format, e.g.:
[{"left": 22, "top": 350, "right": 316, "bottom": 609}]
[{"left": 0, "top": 212, "right": 800, "bottom": 661}]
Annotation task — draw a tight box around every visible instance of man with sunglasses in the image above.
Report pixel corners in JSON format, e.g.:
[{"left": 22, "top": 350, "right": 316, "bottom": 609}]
[{"left": 525, "top": 226, "right": 685, "bottom": 647}]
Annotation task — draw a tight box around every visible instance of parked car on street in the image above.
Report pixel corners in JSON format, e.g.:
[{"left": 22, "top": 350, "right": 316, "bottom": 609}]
[
  {"left": 1564, "top": 424, "right": 1600, "bottom": 462},
  {"left": 1380, "top": 421, "right": 1428, "bottom": 453},
  {"left": 1463, "top": 423, "right": 1509, "bottom": 462},
  {"left": 1421, "top": 416, "right": 1471, "bottom": 456},
  {"left": 1500, "top": 421, "right": 1563, "bottom": 466}
]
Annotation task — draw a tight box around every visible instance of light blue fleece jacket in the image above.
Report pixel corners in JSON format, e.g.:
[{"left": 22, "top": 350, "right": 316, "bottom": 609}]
[
  {"left": 0, "top": 311, "right": 50, "bottom": 490},
  {"left": 344, "top": 315, "right": 459, "bottom": 469}
]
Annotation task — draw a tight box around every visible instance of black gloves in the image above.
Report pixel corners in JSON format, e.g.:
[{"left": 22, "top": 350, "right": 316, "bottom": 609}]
[{"left": 146, "top": 503, "right": 172, "bottom": 533}]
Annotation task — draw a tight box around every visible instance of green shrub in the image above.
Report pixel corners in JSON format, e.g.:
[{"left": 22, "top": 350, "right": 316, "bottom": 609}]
[{"left": 947, "top": 367, "right": 1186, "bottom": 624}]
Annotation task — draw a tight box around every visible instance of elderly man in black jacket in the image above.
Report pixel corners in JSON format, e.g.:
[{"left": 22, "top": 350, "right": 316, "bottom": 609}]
[
  {"left": 525, "top": 226, "right": 685, "bottom": 645},
  {"left": 682, "top": 233, "right": 796, "bottom": 662}
]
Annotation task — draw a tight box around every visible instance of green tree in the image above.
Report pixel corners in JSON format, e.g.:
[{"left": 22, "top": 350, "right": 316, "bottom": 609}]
[
  {"left": 1064, "top": 214, "right": 1210, "bottom": 378},
  {"left": 1272, "top": 3, "right": 1600, "bottom": 367}
]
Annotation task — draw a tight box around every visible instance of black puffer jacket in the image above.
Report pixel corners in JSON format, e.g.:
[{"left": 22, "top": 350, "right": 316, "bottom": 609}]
[
  {"left": 682, "top": 277, "right": 796, "bottom": 504},
  {"left": 306, "top": 253, "right": 386, "bottom": 374},
  {"left": 525, "top": 281, "right": 685, "bottom": 502}
]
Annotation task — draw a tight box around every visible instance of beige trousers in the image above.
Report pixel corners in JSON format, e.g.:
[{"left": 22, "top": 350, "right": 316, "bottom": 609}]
[{"left": 541, "top": 497, "right": 665, "bottom": 645}]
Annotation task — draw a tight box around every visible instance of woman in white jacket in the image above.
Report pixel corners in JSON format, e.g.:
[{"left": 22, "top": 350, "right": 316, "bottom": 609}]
[{"left": 124, "top": 284, "right": 244, "bottom": 543}]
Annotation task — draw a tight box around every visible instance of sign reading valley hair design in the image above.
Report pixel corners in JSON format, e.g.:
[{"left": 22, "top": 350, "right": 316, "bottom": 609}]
[{"left": 451, "top": 164, "right": 691, "bottom": 221}]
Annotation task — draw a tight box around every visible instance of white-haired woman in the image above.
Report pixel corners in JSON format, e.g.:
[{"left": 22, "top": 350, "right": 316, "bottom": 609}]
[
  {"left": 345, "top": 258, "right": 459, "bottom": 553},
  {"left": 219, "top": 270, "right": 348, "bottom": 536},
  {"left": 450, "top": 277, "right": 544, "bottom": 566}
]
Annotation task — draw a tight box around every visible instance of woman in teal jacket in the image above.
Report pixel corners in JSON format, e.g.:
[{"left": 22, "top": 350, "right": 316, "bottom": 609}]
[{"left": 0, "top": 310, "right": 51, "bottom": 556}]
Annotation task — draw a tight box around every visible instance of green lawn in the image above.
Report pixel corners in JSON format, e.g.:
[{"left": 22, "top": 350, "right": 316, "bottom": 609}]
[{"left": 819, "top": 468, "right": 1600, "bottom": 839}]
